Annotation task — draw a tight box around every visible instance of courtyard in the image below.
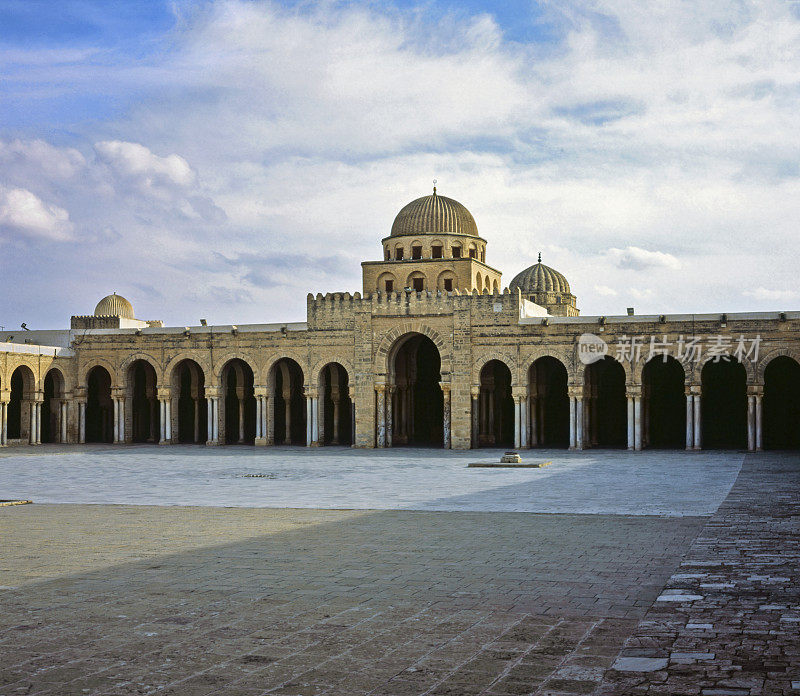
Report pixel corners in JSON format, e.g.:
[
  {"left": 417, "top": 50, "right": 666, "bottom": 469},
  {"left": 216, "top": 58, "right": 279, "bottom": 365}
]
[{"left": 0, "top": 449, "right": 798, "bottom": 695}]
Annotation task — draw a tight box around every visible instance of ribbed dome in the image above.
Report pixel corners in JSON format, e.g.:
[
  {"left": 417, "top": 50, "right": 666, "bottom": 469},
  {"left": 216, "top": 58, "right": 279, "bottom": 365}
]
[
  {"left": 94, "top": 293, "right": 134, "bottom": 319},
  {"left": 390, "top": 191, "right": 479, "bottom": 237},
  {"left": 510, "top": 259, "right": 571, "bottom": 295}
]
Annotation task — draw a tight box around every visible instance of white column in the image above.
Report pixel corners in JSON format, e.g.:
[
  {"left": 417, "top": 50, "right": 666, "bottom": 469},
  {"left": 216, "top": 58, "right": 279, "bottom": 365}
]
[
  {"left": 569, "top": 396, "right": 576, "bottom": 449},
  {"left": 212, "top": 398, "right": 219, "bottom": 443},
  {"left": 0, "top": 401, "right": 7, "bottom": 446},
  {"left": 79, "top": 402, "right": 86, "bottom": 443},
  {"left": 685, "top": 394, "right": 694, "bottom": 450},
  {"left": 305, "top": 395, "right": 313, "bottom": 446},
  {"left": 159, "top": 399, "right": 167, "bottom": 443},
  {"left": 113, "top": 399, "right": 120, "bottom": 443},
  {"left": 747, "top": 395, "right": 756, "bottom": 451},
  {"left": 693, "top": 395, "right": 702, "bottom": 450},
  {"left": 513, "top": 398, "right": 521, "bottom": 449},
  {"left": 520, "top": 397, "right": 528, "bottom": 449},
  {"left": 576, "top": 397, "right": 584, "bottom": 450},
  {"left": 165, "top": 400, "right": 172, "bottom": 441},
  {"left": 206, "top": 397, "right": 214, "bottom": 444},
  {"left": 755, "top": 394, "right": 763, "bottom": 451},
  {"left": 627, "top": 396, "right": 635, "bottom": 450},
  {"left": 312, "top": 397, "right": 319, "bottom": 445},
  {"left": 256, "top": 397, "right": 262, "bottom": 440},
  {"left": 119, "top": 398, "right": 125, "bottom": 443},
  {"left": 29, "top": 403, "right": 35, "bottom": 445},
  {"left": 634, "top": 397, "right": 642, "bottom": 451}
]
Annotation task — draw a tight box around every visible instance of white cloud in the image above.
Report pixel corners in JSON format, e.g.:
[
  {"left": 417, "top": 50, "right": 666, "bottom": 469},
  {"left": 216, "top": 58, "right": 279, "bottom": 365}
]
[
  {"left": 594, "top": 285, "right": 618, "bottom": 297},
  {"left": 606, "top": 246, "right": 681, "bottom": 271},
  {"left": 95, "top": 140, "right": 196, "bottom": 190},
  {"left": 0, "top": 187, "right": 73, "bottom": 241},
  {"left": 743, "top": 287, "right": 797, "bottom": 302}
]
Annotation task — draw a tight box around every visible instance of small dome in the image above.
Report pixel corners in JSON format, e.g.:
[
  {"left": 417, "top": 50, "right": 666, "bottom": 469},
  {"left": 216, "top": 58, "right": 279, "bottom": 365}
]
[
  {"left": 391, "top": 190, "right": 479, "bottom": 238},
  {"left": 94, "top": 293, "right": 134, "bottom": 319},
  {"left": 510, "top": 257, "right": 571, "bottom": 295}
]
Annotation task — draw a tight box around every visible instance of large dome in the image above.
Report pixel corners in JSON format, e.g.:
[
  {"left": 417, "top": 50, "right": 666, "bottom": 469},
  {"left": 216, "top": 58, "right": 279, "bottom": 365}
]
[
  {"left": 94, "top": 293, "right": 134, "bottom": 319},
  {"left": 510, "top": 257, "right": 571, "bottom": 295},
  {"left": 390, "top": 190, "right": 479, "bottom": 238}
]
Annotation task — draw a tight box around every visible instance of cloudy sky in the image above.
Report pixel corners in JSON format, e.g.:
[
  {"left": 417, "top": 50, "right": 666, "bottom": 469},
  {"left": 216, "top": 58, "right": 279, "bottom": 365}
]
[{"left": 2, "top": 0, "right": 800, "bottom": 328}]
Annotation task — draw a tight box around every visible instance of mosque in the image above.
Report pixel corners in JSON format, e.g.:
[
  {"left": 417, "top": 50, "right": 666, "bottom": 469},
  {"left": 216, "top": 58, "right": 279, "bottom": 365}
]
[{"left": 1, "top": 188, "right": 798, "bottom": 451}]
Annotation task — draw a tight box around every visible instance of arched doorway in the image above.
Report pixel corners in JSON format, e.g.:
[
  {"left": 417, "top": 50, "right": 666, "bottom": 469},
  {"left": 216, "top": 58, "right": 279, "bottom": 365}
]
[
  {"left": 173, "top": 359, "right": 207, "bottom": 444},
  {"left": 42, "top": 369, "right": 65, "bottom": 443},
  {"left": 477, "top": 360, "right": 514, "bottom": 447},
  {"left": 642, "top": 356, "right": 685, "bottom": 449},
  {"left": 584, "top": 357, "right": 627, "bottom": 448},
  {"left": 8, "top": 365, "right": 35, "bottom": 441},
  {"left": 763, "top": 356, "right": 800, "bottom": 449},
  {"left": 390, "top": 333, "right": 443, "bottom": 447},
  {"left": 319, "top": 363, "right": 352, "bottom": 446},
  {"left": 529, "top": 357, "right": 569, "bottom": 448},
  {"left": 127, "top": 360, "right": 158, "bottom": 443},
  {"left": 86, "top": 366, "right": 113, "bottom": 443},
  {"left": 221, "top": 359, "right": 256, "bottom": 444},
  {"left": 270, "top": 358, "right": 305, "bottom": 445},
  {"left": 701, "top": 357, "right": 746, "bottom": 449}
]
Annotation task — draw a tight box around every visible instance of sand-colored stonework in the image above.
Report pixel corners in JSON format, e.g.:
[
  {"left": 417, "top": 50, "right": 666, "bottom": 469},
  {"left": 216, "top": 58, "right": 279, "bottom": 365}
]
[{"left": 2, "top": 190, "right": 799, "bottom": 450}]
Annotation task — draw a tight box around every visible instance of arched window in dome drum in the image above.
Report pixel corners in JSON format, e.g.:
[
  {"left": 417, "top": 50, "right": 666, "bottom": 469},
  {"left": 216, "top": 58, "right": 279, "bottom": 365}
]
[
  {"left": 395, "top": 246, "right": 404, "bottom": 260},
  {"left": 452, "top": 245, "right": 462, "bottom": 258}
]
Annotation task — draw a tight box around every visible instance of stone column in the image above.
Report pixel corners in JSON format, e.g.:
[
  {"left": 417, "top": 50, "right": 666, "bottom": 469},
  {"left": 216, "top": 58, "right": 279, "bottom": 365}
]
[
  {"left": 311, "top": 393, "right": 320, "bottom": 447},
  {"left": 158, "top": 391, "right": 172, "bottom": 444},
  {"left": 440, "top": 382, "right": 451, "bottom": 449},
  {"left": 634, "top": 397, "right": 642, "bottom": 451},
  {"left": 266, "top": 391, "right": 275, "bottom": 445},
  {"left": 693, "top": 394, "right": 702, "bottom": 450},
  {"left": 205, "top": 393, "right": 220, "bottom": 446},
  {"left": 575, "top": 396, "right": 584, "bottom": 450},
  {"left": 78, "top": 401, "right": 86, "bottom": 443},
  {"left": 60, "top": 401, "right": 68, "bottom": 443},
  {"left": 305, "top": 390, "right": 313, "bottom": 447},
  {"left": 513, "top": 397, "right": 521, "bottom": 449},
  {"left": 529, "top": 396, "right": 537, "bottom": 447},
  {"left": 206, "top": 396, "right": 215, "bottom": 445},
  {"left": 386, "top": 386, "right": 394, "bottom": 448},
  {"left": 747, "top": 394, "right": 756, "bottom": 451},
  {"left": 755, "top": 390, "right": 763, "bottom": 451},
  {"left": 0, "top": 399, "right": 7, "bottom": 446},
  {"left": 375, "top": 384, "right": 386, "bottom": 448},
  {"left": 627, "top": 396, "right": 635, "bottom": 450},
  {"left": 569, "top": 396, "right": 576, "bottom": 449},
  {"left": 238, "top": 391, "right": 245, "bottom": 444},
  {"left": 520, "top": 395, "right": 528, "bottom": 449},
  {"left": 685, "top": 393, "right": 694, "bottom": 450},
  {"left": 470, "top": 387, "right": 479, "bottom": 449},
  {"left": 317, "top": 392, "right": 325, "bottom": 445}
]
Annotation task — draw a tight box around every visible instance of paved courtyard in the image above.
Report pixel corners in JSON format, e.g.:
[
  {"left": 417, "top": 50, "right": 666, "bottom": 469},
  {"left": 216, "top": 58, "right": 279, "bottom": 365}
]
[{"left": 0, "top": 449, "right": 797, "bottom": 695}]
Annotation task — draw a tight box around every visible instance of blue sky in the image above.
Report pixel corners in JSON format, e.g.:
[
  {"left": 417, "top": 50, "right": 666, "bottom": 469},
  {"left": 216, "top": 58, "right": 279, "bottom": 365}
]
[{"left": 2, "top": 0, "right": 800, "bottom": 328}]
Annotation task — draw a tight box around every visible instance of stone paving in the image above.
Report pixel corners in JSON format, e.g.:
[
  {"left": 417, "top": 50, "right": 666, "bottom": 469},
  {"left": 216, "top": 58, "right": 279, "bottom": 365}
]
[
  {"left": 0, "top": 450, "right": 797, "bottom": 695},
  {"left": 598, "top": 452, "right": 800, "bottom": 695},
  {"left": 0, "top": 445, "right": 742, "bottom": 515},
  {"left": 1, "top": 503, "right": 702, "bottom": 695}
]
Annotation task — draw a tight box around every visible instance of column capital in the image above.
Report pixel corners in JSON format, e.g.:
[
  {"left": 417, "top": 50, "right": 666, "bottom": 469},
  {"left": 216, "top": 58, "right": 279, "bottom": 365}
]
[
  {"left": 747, "top": 384, "right": 764, "bottom": 396},
  {"left": 304, "top": 386, "right": 318, "bottom": 399},
  {"left": 687, "top": 383, "right": 701, "bottom": 395},
  {"left": 253, "top": 385, "right": 268, "bottom": 397},
  {"left": 204, "top": 386, "right": 221, "bottom": 399},
  {"left": 511, "top": 386, "right": 527, "bottom": 399},
  {"left": 111, "top": 387, "right": 125, "bottom": 399},
  {"left": 375, "top": 384, "right": 386, "bottom": 394},
  {"left": 439, "top": 382, "right": 451, "bottom": 395},
  {"left": 567, "top": 386, "right": 584, "bottom": 399},
  {"left": 470, "top": 386, "right": 480, "bottom": 398},
  {"left": 625, "top": 385, "right": 642, "bottom": 398},
  {"left": 156, "top": 387, "right": 172, "bottom": 400}
]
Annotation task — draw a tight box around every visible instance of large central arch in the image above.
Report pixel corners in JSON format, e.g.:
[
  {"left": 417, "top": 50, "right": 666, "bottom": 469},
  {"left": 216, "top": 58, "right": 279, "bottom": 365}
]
[{"left": 389, "top": 332, "right": 443, "bottom": 447}]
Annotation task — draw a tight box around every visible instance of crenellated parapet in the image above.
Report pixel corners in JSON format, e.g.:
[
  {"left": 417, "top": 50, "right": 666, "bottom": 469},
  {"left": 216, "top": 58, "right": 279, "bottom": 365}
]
[{"left": 307, "top": 287, "right": 539, "bottom": 329}]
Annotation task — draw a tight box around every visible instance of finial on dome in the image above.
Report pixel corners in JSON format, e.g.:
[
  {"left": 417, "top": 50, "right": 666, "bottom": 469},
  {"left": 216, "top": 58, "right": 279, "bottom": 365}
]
[
  {"left": 538, "top": 252, "right": 542, "bottom": 263},
  {"left": 433, "top": 178, "right": 437, "bottom": 195}
]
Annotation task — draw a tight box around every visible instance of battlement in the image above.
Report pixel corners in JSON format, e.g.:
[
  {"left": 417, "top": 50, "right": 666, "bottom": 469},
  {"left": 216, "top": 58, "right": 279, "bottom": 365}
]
[{"left": 306, "top": 288, "right": 542, "bottom": 329}]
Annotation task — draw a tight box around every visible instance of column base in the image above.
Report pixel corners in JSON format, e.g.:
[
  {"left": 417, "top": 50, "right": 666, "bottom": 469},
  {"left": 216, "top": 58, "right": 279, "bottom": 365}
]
[
  {"left": 310, "top": 441, "right": 320, "bottom": 447},
  {"left": 158, "top": 440, "right": 172, "bottom": 446},
  {"left": 254, "top": 437, "right": 268, "bottom": 446},
  {"left": 206, "top": 439, "right": 220, "bottom": 446}
]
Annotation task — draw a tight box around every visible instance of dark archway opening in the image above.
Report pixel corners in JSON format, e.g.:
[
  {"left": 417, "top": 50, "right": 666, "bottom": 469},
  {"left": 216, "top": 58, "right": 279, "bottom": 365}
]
[
  {"left": 272, "top": 358, "right": 306, "bottom": 445},
  {"left": 42, "top": 370, "right": 64, "bottom": 443},
  {"left": 391, "top": 334, "right": 443, "bottom": 447},
  {"left": 643, "top": 357, "right": 685, "bottom": 449},
  {"left": 478, "top": 360, "right": 514, "bottom": 448},
  {"left": 8, "top": 366, "right": 34, "bottom": 440},
  {"left": 174, "top": 360, "right": 207, "bottom": 444},
  {"left": 701, "top": 357, "right": 747, "bottom": 449},
  {"left": 763, "top": 356, "right": 800, "bottom": 449},
  {"left": 86, "top": 366, "right": 113, "bottom": 443},
  {"left": 320, "top": 363, "right": 352, "bottom": 446},
  {"left": 530, "top": 357, "right": 569, "bottom": 448},
  {"left": 585, "top": 356, "right": 627, "bottom": 448},
  {"left": 222, "top": 359, "right": 256, "bottom": 444},
  {"left": 129, "top": 360, "right": 158, "bottom": 443}
]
